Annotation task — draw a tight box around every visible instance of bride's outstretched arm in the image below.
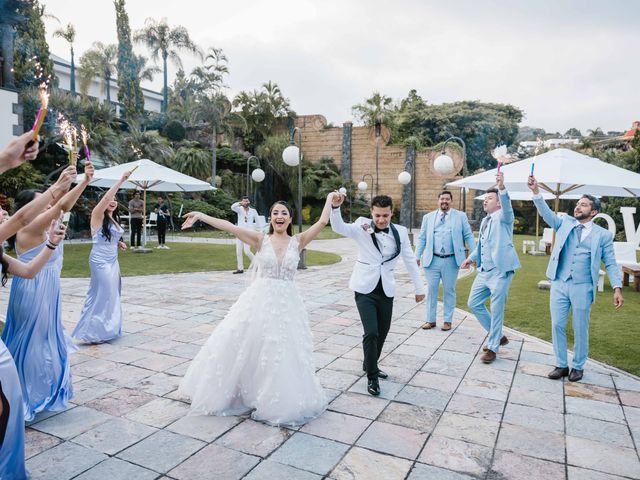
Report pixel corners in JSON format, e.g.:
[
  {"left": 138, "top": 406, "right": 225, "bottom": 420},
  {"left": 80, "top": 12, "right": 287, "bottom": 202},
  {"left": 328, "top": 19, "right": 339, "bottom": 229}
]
[
  {"left": 298, "top": 192, "right": 337, "bottom": 250},
  {"left": 182, "top": 212, "right": 261, "bottom": 249}
]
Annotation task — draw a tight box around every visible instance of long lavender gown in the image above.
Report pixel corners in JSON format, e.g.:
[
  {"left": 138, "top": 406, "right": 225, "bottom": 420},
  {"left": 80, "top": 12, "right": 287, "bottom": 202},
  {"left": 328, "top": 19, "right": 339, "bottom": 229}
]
[
  {"left": 1, "top": 241, "right": 73, "bottom": 422},
  {"left": 0, "top": 340, "right": 27, "bottom": 480},
  {"left": 72, "top": 222, "right": 123, "bottom": 343}
]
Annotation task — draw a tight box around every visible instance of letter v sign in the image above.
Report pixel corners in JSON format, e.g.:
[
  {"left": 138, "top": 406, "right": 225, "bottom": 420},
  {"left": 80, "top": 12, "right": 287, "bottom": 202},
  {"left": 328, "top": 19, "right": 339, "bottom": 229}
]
[{"left": 621, "top": 207, "right": 640, "bottom": 248}]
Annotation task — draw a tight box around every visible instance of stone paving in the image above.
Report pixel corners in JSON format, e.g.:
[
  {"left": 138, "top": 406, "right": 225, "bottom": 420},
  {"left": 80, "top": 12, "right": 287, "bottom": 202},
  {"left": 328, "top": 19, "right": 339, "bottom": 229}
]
[{"left": 5, "top": 237, "right": 640, "bottom": 479}]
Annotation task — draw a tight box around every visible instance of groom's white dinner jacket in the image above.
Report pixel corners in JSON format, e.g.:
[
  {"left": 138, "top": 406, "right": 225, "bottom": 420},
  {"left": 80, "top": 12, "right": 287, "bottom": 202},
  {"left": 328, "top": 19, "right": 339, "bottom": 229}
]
[{"left": 331, "top": 209, "right": 425, "bottom": 298}]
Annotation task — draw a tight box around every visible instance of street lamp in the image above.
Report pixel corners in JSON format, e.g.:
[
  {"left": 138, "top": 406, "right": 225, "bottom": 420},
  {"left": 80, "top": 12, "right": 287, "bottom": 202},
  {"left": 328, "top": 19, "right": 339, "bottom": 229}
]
[
  {"left": 357, "top": 173, "right": 375, "bottom": 201},
  {"left": 397, "top": 171, "right": 414, "bottom": 242},
  {"left": 282, "top": 126, "right": 306, "bottom": 269},
  {"left": 374, "top": 121, "right": 381, "bottom": 196},
  {"left": 438, "top": 136, "right": 468, "bottom": 212},
  {"left": 246, "top": 155, "right": 265, "bottom": 197}
]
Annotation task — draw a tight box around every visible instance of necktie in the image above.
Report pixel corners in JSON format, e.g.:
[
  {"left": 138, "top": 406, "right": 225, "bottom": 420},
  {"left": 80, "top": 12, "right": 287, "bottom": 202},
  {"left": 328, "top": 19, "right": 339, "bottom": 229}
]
[
  {"left": 440, "top": 212, "right": 447, "bottom": 254},
  {"left": 481, "top": 216, "right": 491, "bottom": 237},
  {"left": 576, "top": 224, "right": 585, "bottom": 242},
  {"left": 374, "top": 226, "right": 389, "bottom": 234}
]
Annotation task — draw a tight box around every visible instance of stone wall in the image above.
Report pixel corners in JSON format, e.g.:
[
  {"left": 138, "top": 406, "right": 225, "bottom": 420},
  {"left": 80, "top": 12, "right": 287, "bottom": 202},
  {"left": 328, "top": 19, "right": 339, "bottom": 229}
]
[{"left": 291, "top": 115, "right": 475, "bottom": 225}]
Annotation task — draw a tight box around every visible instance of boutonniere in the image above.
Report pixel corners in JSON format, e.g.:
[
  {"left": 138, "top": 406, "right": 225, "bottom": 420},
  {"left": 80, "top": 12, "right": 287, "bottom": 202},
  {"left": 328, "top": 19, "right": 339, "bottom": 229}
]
[{"left": 362, "top": 222, "right": 375, "bottom": 235}]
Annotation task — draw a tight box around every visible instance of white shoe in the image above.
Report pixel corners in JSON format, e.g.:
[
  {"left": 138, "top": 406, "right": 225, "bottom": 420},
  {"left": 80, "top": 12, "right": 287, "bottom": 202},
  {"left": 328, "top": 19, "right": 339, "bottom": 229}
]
[
  {"left": 163, "top": 245, "right": 170, "bottom": 249},
  {"left": 156, "top": 245, "right": 162, "bottom": 249}
]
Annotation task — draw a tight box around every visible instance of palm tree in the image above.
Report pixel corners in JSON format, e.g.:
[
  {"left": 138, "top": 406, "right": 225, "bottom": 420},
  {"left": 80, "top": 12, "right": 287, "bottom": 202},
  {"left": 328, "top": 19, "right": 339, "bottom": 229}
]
[
  {"left": 134, "top": 18, "right": 203, "bottom": 112},
  {"left": 134, "top": 54, "right": 161, "bottom": 83},
  {"left": 78, "top": 42, "right": 118, "bottom": 103},
  {"left": 53, "top": 23, "right": 76, "bottom": 93},
  {"left": 195, "top": 94, "right": 246, "bottom": 187},
  {"left": 172, "top": 140, "right": 212, "bottom": 180},
  {"left": 352, "top": 91, "right": 394, "bottom": 194},
  {"left": 121, "top": 126, "right": 174, "bottom": 164}
]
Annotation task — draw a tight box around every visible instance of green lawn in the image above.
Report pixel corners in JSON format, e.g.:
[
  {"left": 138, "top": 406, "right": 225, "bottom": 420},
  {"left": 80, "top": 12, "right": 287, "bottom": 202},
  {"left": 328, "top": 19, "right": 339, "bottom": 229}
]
[
  {"left": 178, "top": 225, "right": 343, "bottom": 240},
  {"left": 59, "top": 242, "right": 341, "bottom": 278},
  {"left": 449, "top": 235, "right": 640, "bottom": 375}
]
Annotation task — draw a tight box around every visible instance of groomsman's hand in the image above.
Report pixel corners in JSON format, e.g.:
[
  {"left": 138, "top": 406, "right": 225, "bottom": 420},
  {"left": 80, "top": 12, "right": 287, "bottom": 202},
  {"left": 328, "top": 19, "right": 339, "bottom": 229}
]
[
  {"left": 527, "top": 175, "right": 540, "bottom": 195},
  {"left": 460, "top": 258, "right": 473, "bottom": 269},
  {"left": 614, "top": 288, "right": 624, "bottom": 309},
  {"left": 496, "top": 171, "right": 505, "bottom": 190},
  {"left": 415, "top": 294, "right": 425, "bottom": 303}
]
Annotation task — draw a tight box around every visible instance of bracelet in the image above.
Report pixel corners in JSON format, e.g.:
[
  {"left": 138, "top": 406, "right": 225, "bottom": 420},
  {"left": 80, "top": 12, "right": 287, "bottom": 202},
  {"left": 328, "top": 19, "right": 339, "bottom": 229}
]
[
  {"left": 331, "top": 205, "right": 340, "bottom": 209},
  {"left": 45, "top": 242, "right": 57, "bottom": 250}
]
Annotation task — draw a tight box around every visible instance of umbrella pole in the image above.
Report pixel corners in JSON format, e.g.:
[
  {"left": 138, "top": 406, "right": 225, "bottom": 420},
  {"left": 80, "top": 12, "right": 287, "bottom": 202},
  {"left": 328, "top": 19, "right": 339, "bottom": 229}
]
[
  {"left": 143, "top": 189, "right": 147, "bottom": 248},
  {"left": 551, "top": 192, "right": 560, "bottom": 247}
]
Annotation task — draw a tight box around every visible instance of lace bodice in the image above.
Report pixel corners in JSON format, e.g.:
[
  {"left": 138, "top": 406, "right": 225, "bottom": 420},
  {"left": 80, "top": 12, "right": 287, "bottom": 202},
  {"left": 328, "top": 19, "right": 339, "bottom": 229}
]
[{"left": 252, "top": 234, "right": 300, "bottom": 281}]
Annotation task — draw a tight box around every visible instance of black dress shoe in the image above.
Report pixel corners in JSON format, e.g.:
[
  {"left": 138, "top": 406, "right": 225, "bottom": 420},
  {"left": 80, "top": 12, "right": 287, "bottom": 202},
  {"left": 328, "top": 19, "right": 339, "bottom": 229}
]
[
  {"left": 547, "top": 366, "right": 570, "bottom": 379},
  {"left": 367, "top": 378, "right": 380, "bottom": 396},
  {"left": 569, "top": 368, "right": 584, "bottom": 382},
  {"left": 377, "top": 370, "right": 388, "bottom": 379},
  {"left": 232, "top": 270, "right": 244, "bottom": 274}
]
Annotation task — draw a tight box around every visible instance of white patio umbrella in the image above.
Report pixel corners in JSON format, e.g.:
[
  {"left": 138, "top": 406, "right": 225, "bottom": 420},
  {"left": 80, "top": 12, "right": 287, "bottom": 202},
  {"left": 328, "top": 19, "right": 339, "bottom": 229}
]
[
  {"left": 453, "top": 148, "right": 639, "bottom": 246},
  {"left": 77, "top": 159, "right": 214, "bottom": 250},
  {"left": 448, "top": 148, "right": 640, "bottom": 207}
]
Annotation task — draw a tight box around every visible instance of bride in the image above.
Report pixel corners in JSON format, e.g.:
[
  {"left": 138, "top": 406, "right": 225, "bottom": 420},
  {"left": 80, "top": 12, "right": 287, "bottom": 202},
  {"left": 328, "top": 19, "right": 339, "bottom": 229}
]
[{"left": 178, "top": 192, "right": 339, "bottom": 426}]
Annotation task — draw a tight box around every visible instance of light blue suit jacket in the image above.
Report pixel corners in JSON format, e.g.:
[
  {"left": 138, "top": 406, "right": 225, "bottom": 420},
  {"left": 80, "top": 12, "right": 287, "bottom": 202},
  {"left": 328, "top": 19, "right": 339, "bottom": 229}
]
[
  {"left": 415, "top": 209, "right": 475, "bottom": 268},
  {"left": 469, "top": 190, "right": 521, "bottom": 273},
  {"left": 532, "top": 195, "right": 622, "bottom": 302}
]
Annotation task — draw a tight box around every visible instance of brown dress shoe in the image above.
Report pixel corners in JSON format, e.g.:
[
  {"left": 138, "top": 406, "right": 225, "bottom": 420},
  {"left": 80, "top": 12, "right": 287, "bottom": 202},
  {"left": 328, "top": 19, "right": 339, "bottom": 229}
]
[
  {"left": 483, "top": 335, "right": 509, "bottom": 352},
  {"left": 481, "top": 350, "right": 496, "bottom": 364},
  {"left": 421, "top": 323, "right": 436, "bottom": 330},
  {"left": 441, "top": 322, "right": 452, "bottom": 331}
]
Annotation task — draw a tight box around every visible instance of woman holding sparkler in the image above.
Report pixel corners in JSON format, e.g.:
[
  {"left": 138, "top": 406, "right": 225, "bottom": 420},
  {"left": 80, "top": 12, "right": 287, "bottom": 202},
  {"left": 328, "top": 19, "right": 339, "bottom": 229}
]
[
  {"left": 2, "top": 161, "right": 94, "bottom": 421},
  {"left": 73, "top": 171, "right": 132, "bottom": 343},
  {"left": 0, "top": 133, "right": 74, "bottom": 479}
]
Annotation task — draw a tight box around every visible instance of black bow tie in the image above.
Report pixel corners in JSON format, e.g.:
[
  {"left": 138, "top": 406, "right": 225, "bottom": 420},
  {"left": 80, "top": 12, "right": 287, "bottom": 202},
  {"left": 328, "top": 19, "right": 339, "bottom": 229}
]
[{"left": 374, "top": 226, "right": 389, "bottom": 234}]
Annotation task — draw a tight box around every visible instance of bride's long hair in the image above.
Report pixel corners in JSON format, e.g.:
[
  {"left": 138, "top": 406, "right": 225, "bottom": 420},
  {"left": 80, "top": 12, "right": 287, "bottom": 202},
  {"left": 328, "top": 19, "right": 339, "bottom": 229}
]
[{"left": 268, "top": 201, "right": 293, "bottom": 236}]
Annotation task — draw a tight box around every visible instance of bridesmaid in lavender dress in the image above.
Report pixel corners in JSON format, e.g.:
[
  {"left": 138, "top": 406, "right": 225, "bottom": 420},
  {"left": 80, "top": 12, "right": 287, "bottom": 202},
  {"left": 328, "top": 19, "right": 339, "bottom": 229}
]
[
  {"left": 2, "top": 163, "right": 93, "bottom": 421},
  {"left": 0, "top": 221, "right": 66, "bottom": 479},
  {"left": 0, "top": 132, "right": 74, "bottom": 479},
  {"left": 73, "top": 171, "right": 131, "bottom": 343}
]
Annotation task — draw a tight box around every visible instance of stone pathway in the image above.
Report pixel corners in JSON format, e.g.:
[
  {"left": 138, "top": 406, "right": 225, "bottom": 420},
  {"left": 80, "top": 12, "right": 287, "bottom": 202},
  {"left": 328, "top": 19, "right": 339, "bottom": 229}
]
[{"left": 5, "top": 237, "right": 640, "bottom": 479}]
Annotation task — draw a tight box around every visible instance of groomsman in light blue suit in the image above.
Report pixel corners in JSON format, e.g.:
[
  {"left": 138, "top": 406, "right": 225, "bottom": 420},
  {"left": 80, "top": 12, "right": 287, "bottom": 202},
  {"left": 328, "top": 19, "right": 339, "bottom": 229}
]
[
  {"left": 528, "top": 176, "right": 623, "bottom": 382},
  {"left": 461, "top": 172, "right": 521, "bottom": 364},
  {"left": 415, "top": 191, "right": 475, "bottom": 331}
]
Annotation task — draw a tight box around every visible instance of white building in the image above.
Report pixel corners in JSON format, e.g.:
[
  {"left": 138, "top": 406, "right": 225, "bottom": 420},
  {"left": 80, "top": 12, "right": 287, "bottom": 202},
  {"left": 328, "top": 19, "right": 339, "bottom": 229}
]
[
  {"left": 51, "top": 53, "right": 163, "bottom": 114},
  {"left": 519, "top": 138, "right": 581, "bottom": 151}
]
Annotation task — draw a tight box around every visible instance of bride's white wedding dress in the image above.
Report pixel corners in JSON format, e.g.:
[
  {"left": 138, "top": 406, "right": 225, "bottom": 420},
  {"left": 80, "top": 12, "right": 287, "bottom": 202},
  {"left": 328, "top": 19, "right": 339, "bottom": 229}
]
[{"left": 179, "top": 234, "right": 327, "bottom": 426}]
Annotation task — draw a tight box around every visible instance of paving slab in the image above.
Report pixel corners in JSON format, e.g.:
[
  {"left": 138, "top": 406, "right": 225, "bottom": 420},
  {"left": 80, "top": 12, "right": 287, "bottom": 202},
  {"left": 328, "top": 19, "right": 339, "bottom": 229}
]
[{"left": 9, "top": 237, "right": 639, "bottom": 479}]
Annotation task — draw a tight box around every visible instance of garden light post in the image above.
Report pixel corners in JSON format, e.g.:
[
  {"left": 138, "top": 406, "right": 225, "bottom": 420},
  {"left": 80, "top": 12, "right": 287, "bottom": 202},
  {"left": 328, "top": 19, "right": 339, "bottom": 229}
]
[
  {"left": 246, "top": 155, "right": 265, "bottom": 197},
  {"left": 282, "top": 127, "right": 306, "bottom": 269},
  {"left": 357, "top": 173, "right": 375, "bottom": 202},
  {"left": 397, "top": 170, "right": 414, "bottom": 244},
  {"left": 438, "top": 136, "right": 468, "bottom": 212}
]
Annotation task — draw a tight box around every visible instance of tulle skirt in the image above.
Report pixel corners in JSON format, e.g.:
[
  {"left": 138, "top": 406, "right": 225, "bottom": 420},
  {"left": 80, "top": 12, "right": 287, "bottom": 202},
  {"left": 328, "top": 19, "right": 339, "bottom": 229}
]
[{"left": 179, "top": 277, "right": 327, "bottom": 426}]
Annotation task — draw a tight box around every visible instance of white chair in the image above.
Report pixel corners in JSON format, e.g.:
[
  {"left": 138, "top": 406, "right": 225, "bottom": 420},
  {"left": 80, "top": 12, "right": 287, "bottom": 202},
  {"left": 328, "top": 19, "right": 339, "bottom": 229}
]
[
  {"left": 145, "top": 212, "right": 157, "bottom": 230},
  {"left": 539, "top": 227, "right": 554, "bottom": 253}
]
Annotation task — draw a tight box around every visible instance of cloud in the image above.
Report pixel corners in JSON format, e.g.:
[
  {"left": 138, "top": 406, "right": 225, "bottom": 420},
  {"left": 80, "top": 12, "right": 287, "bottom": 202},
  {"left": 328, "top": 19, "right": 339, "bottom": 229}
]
[{"left": 43, "top": 0, "right": 640, "bottom": 133}]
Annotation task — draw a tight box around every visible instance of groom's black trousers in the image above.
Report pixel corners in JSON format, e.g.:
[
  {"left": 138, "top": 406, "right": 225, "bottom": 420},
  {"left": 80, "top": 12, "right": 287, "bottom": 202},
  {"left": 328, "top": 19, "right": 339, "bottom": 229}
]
[{"left": 355, "top": 278, "right": 394, "bottom": 380}]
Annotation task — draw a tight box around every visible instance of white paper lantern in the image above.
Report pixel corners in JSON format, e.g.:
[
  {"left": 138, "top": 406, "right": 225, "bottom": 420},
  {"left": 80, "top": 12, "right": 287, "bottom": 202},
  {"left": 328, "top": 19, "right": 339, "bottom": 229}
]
[
  {"left": 397, "top": 171, "right": 412, "bottom": 185},
  {"left": 282, "top": 145, "right": 300, "bottom": 166},
  {"left": 338, "top": 187, "right": 347, "bottom": 195},
  {"left": 434, "top": 154, "right": 455, "bottom": 175},
  {"left": 251, "top": 168, "right": 265, "bottom": 182},
  {"left": 357, "top": 181, "right": 368, "bottom": 191}
]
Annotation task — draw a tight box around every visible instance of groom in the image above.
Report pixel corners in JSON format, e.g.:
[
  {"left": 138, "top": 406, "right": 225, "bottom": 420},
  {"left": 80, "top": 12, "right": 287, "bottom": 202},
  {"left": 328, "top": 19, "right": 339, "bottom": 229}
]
[{"left": 331, "top": 194, "right": 425, "bottom": 396}]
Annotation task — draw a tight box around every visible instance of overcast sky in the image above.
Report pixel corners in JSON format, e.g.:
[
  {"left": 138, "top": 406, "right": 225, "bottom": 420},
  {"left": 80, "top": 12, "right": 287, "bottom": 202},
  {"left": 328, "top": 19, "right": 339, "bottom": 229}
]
[{"left": 42, "top": 0, "right": 639, "bottom": 134}]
